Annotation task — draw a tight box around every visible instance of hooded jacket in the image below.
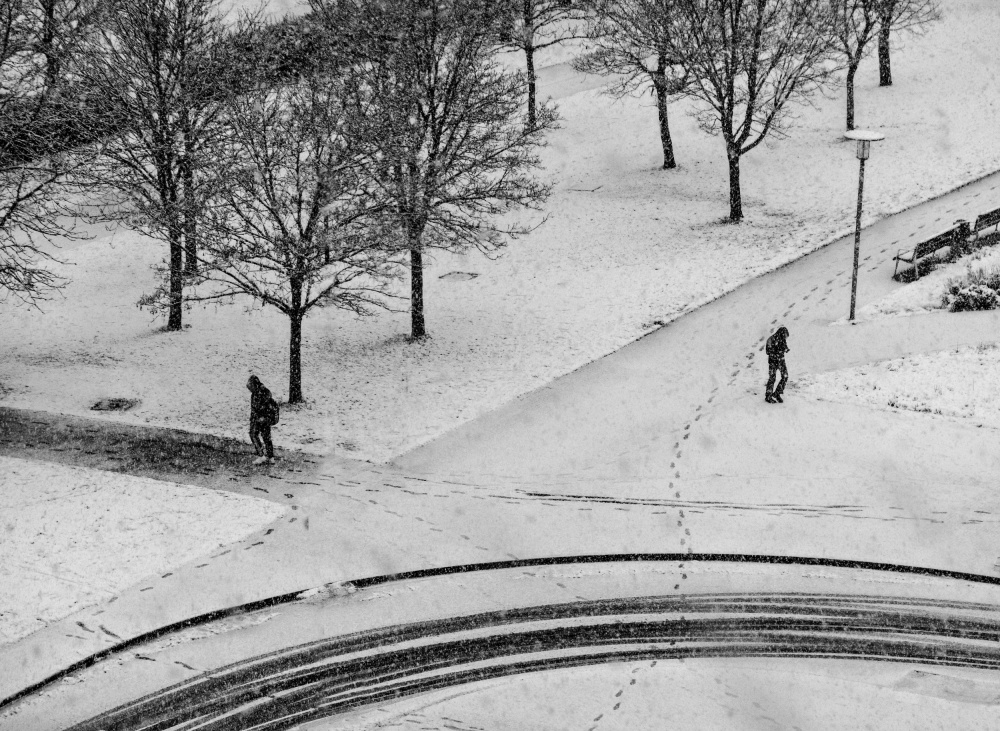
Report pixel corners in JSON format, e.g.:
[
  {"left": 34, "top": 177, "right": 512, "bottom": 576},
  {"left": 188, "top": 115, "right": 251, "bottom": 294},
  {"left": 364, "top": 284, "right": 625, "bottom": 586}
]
[
  {"left": 248, "top": 376, "right": 273, "bottom": 423},
  {"left": 765, "top": 327, "right": 790, "bottom": 363}
]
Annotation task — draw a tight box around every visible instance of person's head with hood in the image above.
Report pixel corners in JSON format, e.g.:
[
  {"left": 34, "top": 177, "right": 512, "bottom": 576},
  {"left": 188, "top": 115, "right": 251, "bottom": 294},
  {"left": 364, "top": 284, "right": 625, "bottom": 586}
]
[
  {"left": 774, "top": 326, "right": 789, "bottom": 343},
  {"left": 246, "top": 375, "right": 263, "bottom": 393}
]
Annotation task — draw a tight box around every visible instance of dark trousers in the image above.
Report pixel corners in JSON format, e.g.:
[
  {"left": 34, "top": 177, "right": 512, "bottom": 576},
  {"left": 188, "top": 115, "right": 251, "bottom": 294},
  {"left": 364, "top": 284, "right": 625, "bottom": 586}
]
[
  {"left": 250, "top": 419, "right": 274, "bottom": 458},
  {"left": 766, "top": 358, "right": 788, "bottom": 397}
]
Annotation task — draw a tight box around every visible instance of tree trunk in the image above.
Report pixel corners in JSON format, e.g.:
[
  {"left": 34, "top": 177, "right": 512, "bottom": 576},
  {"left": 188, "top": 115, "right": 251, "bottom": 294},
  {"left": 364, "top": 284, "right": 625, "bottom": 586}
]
[
  {"left": 167, "top": 224, "right": 184, "bottom": 330},
  {"left": 181, "top": 125, "right": 197, "bottom": 274},
  {"left": 845, "top": 62, "right": 857, "bottom": 130},
  {"left": 288, "top": 310, "right": 303, "bottom": 403},
  {"left": 878, "top": 20, "right": 892, "bottom": 86},
  {"left": 522, "top": 0, "right": 536, "bottom": 130},
  {"left": 654, "top": 76, "right": 676, "bottom": 170},
  {"left": 410, "top": 239, "right": 425, "bottom": 339},
  {"left": 41, "top": 0, "right": 59, "bottom": 89},
  {"left": 727, "top": 146, "right": 743, "bottom": 223},
  {"left": 525, "top": 42, "right": 537, "bottom": 130}
]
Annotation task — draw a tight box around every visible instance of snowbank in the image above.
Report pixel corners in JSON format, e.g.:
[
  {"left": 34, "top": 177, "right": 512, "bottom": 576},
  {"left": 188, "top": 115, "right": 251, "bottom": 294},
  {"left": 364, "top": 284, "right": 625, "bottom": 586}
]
[
  {"left": 0, "top": 0, "right": 999, "bottom": 462},
  {"left": 796, "top": 344, "right": 1000, "bottom": 429},
  {"left": 0, "top": 457, "right": 284, "bottom": 645}
]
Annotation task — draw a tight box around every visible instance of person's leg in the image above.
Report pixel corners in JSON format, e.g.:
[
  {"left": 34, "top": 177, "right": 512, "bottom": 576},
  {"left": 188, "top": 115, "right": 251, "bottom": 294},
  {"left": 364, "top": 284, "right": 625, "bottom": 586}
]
[
  {"left": 250, "top": 422, "right": 263, "bottom": 455},
  {"left": 765, "top": 361, "right": 778, "bottom": 401},
  {"left": 261, "top": 423, "right": 274, "bottom": 460},
  {"left": 774, "top": 361, "right": 788, "bottom": 400}
]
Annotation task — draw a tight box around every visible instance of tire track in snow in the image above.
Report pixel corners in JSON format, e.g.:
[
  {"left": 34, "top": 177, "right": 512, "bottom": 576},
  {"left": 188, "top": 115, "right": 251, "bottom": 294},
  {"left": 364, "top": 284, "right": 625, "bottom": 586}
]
[{"left": 57, "top": 591, "right": 1000, "bottom": 731}]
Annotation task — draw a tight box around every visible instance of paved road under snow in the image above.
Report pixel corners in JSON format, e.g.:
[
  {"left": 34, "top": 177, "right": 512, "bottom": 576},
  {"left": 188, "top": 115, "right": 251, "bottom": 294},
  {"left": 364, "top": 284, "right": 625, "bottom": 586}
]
[{"left": 8, "top": 559, "right": 1000, "bottom": 730}]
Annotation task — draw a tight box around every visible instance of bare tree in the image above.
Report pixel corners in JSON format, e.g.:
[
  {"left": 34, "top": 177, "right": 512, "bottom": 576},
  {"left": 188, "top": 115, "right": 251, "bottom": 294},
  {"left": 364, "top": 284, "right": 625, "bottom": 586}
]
[
  {"left": 827, "top": 0, "right": 938, "bottom": 126},
  {"left": 574, "top": 0, "right": 687, "bottom": 169},
  {"left": 666, "top": 0, "right": 836, "bottom": 222},
  {"left": 827, "top": 0, "right": 878, "bottom": 131},
  {"left": 0, "top": 0, "right": 96, "bottom": 305},
  {"left": 26, "top": 0, "right": 106, "bottom": 89},
  {"left": 187, "top": 69, "right": 399, "bottom": 403},
  {"left": 79, "top": 0, "right": 237, "bottom": 331},
  {"left": 499, "top": 0, "right": 591, "bottom": 129},
  {"left": 313, "top": 0, "right": 557, "bottom": 340},
  {"left": 875, "top": 0, "right": 938, "bottom": 87}
]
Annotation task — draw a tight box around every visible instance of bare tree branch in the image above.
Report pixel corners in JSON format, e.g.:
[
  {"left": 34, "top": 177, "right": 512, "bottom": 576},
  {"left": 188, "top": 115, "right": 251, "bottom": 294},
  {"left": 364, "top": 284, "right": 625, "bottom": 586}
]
[
  {"left": 496, "top": 0, "right": 593, "bottom": 128},
  {"left": 575, "top": 0, "right": 690, "bottom": 169},
  {"left": 825, "top": 0, "right": 879, "bottom": 130},
  {"left": 188, "top": 58, "right": 400, "bottom": 402},
  {"left": 313, "top": 0, "right": 558, "bottom": 339},
  {"left": 0, "top": 0, "right": 101, "bottom": 306},
  {"left": 77, "top": 0, "right": 247, "bottom": 330},
  {"left": 664, "top": 0, "right": 837, "bottom": 222}
]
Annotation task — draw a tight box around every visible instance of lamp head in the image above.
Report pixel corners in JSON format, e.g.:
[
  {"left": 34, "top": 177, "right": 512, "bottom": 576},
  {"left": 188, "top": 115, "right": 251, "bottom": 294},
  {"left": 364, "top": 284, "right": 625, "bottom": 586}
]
[{"left": 844, "top": 129, "right": 885, "bottom": 160}]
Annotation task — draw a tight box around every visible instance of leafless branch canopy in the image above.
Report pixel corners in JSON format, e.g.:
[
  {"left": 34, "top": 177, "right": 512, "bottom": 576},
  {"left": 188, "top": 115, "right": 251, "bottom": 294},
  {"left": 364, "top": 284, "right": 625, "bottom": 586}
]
[
  {"left": 666, "top": 0, "right": 837, "bottom": 154},
  {"left": 314, "top": 0, "right": 558, "bottom": 256},
  {"left": 0, "top": 0, "right": 100, "bottom": 306},
  {"left": 574, "top": 0, "right": 690, "bottom": 100},
  {"left": 188, "top": 72, "right": 400, "bottom": 320},
  {"left": 498, "top": 0, "right": 592, "bottom": 55},
  {"left": 827, "top": 0, "right": 878, "bottom": 69},
  {"left": 80, "top": 0, "right": 235, "bottom": 235},
  {"left": 825, "top": 0, "right": 936, "bottom": 68},
  {"left": 75, "top": 0, "right": 256, "bottom": 328},
  {"left": 876, "top": 0, "right": 939, "bottom": 37}
]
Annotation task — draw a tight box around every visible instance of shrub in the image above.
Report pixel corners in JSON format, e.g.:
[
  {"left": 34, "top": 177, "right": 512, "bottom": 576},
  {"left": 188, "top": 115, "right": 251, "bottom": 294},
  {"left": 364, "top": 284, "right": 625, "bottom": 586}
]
[
  {"left": 942, "top": 264, "right": 1000, "bottom": 312},
  {"left": 942, "top": 282, "right": 1000, "bottom": 311}
]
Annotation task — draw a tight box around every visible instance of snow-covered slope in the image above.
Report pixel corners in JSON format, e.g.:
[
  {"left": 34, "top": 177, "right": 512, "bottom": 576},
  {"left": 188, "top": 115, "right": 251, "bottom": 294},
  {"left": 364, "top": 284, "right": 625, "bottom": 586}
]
[{"left": 1, "top": 0, "right": 998, "bottom": 462}]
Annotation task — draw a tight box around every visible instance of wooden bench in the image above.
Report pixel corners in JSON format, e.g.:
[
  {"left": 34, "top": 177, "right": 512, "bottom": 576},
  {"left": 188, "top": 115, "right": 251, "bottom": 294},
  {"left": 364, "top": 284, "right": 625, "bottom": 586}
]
[
  {"left": 972, "top": 205, "right": 1000, "bottom": 241},
  {"left": 893, "top": 228, "right": 957, "bottom": 279}
]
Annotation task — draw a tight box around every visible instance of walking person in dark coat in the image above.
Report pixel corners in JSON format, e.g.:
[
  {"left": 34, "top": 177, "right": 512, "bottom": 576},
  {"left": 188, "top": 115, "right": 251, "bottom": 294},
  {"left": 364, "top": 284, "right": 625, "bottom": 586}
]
[
  {"left": 764, "top": 326, "right": 790, "bottom": 403},
  {"left": 247, "top": 375, "right": 275, "bottom": 464}
]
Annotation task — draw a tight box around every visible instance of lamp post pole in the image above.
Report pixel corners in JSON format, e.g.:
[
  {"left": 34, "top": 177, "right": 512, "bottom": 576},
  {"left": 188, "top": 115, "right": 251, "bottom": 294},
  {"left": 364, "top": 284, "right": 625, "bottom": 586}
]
[
  {"left": 849, "top": 152, "right": 866, "bottom": 321},
  {"left": 844, "top": 130, "right": 885, "bottom": 321}
]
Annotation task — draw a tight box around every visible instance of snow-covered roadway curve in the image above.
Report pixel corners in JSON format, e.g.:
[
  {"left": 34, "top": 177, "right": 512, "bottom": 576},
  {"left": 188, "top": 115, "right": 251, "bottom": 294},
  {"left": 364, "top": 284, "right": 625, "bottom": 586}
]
[{"left": 8, "top": 557, "right": 1000, "bottom": 731}]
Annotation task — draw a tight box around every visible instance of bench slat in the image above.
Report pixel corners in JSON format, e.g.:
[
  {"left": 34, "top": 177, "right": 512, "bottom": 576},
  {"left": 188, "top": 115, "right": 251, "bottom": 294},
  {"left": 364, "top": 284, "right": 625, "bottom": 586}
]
[
  {"left": 892, "top": 205, "right": 1000, "bottom": 280},
  {"left": 893, "top": 228, "right": 956, "bottom": 275},
  {"left": 906, "top": 230, "right": 954, "bottom": 259},
  {"left": 974, "top": 206, "right": 1000, "bottom": 232}
]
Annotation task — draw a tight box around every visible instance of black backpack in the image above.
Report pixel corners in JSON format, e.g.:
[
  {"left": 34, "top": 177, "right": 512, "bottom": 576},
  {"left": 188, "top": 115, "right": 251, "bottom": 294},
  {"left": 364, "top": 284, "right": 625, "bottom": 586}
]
[{"left": 266, "top": 396, "right": 280, "bottom": 426}]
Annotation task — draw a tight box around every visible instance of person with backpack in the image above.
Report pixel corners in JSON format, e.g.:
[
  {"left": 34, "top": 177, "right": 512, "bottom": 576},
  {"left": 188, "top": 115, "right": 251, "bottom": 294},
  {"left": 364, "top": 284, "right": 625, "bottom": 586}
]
[
  {"left": 764, "top": 326, "right": 790, "bottom": 404},
  {"left": 246, "top": 375, "right": 279, "bottom": 464}
]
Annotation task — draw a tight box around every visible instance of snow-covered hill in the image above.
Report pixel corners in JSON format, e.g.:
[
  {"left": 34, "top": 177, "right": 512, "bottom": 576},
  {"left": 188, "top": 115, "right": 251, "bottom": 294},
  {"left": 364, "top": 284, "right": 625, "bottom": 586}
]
[{"left": 1, "top": 0, "right": 999, "bottom": 462}]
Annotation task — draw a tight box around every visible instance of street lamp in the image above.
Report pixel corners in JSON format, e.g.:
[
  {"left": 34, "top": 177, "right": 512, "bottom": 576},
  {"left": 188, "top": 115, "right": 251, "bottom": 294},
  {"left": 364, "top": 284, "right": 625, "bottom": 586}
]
[{"left": 844, "top": 129, "right": 885, "bottom": 321}]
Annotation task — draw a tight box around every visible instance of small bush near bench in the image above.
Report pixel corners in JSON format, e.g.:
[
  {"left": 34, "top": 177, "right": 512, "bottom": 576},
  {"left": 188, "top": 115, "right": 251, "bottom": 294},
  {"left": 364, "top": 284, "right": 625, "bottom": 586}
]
[{"left": 942, "top": 265, "right": 1000, "bottom": 312}]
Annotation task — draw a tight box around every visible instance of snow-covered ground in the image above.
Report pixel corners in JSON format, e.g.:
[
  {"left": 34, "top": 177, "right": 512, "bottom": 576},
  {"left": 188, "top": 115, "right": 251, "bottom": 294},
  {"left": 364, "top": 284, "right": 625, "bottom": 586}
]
[
  {"left": 0, "top": 456, "right": 284, "bottom": 645},
  {"left": 1, "top": 0, "right": 999, "bottom": 463},
  {"left": 796, "top": 343, "right": 1000, "bottom": 430}
]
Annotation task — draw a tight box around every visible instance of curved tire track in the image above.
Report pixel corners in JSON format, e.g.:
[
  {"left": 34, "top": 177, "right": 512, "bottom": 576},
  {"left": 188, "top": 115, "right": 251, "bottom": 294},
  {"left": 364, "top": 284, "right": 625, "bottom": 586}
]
[
  {"left": 7, "top": 554, "right": 1000, "bottom": 718},
  {"left": 64, "top": 588, "right": 1000, "bottom": 731}
]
